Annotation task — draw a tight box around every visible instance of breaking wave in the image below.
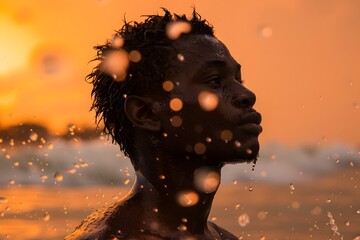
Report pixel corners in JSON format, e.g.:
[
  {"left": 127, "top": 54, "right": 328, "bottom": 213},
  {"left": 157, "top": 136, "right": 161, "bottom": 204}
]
[{"left": 0, "top": 139, "right": 358, "bottom": 186}]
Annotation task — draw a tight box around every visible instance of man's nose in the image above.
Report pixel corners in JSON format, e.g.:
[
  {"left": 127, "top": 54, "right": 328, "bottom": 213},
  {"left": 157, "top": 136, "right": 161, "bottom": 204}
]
[{"left": 231, "top": 86, "right": 256, "bottom": 109}]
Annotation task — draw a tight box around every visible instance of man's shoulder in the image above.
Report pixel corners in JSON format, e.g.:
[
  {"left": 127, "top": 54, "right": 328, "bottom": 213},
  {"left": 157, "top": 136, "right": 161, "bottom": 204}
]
[
  {"left": 207, "top": 221, "right": 238, "bottom": 240},
  {"left": 65, "top": 198, "right": 139, "bottom": 240}
]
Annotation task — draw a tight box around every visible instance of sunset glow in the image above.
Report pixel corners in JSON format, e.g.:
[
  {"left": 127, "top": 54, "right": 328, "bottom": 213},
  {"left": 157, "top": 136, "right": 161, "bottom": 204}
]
[{"left": 0, "top": 1, "right": 359, "bottom": 145}]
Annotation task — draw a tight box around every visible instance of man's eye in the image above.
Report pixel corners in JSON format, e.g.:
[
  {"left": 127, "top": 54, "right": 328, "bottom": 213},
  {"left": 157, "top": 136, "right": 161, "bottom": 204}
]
[{"left": 205, "top": 76, "right": 222, "bottom": 86}]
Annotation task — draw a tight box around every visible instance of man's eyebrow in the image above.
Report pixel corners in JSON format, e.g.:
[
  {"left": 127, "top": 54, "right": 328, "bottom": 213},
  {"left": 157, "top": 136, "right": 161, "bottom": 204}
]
[{"left": 200, "top": 60, "right": 227, "bottom": 69}]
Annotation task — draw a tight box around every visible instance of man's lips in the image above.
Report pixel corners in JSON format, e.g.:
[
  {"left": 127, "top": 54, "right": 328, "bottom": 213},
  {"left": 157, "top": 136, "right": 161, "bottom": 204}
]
[
  {"left": 238, "top": 112, "right": 262, "bottom": 125},
  {"left": 237, "top": 112, "right": 262, "bottom": 134}
]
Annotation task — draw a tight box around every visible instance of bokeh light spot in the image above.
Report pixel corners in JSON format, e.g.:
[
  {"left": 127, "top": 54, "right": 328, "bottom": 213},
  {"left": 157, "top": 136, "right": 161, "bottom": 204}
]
[
  {"left": 166, "top": 21, "right": 191, "bottom": 40},
  {"left": 198, "top": 91, "right": 218, "bottom": 111},
  {"left": 194, "top": 167, "right": 220, "bottom": 193},
  {"left": 170, "top": 98, "right": 183, "bottom": 111},
  {"left": 162, "top": 80, "right": 174, "bottom": 92},
  {"left": 176, "top": 190, "right": 199, "bottom": 207}
]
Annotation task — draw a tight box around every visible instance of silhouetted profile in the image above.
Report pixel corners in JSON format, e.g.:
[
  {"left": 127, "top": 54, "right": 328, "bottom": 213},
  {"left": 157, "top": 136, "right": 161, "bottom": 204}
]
[{"left": 66, "top": 8, "right": 262, "bottom": 240}]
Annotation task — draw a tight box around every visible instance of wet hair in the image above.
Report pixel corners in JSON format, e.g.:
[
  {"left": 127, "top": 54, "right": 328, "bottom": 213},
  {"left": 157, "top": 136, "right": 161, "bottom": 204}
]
[{"left": 87, "top": 8, "right": 214, "bottom": 160}]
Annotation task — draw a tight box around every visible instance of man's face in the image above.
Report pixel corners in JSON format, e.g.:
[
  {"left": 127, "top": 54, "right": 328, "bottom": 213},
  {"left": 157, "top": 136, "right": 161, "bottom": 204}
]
[{"left": 156, "top": 34, "right": 262, "bottom": 165}]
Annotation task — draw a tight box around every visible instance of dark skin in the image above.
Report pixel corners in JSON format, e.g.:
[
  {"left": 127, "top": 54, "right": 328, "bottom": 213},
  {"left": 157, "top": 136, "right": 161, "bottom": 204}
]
[{"left": 66, "top": 35, "right": 261, "bottom": 240}]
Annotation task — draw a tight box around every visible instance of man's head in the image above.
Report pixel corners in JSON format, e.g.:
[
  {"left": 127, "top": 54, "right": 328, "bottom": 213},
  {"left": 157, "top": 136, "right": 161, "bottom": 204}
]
[{"left": 88, "top": 9, "right": 261, "bottom": 168}]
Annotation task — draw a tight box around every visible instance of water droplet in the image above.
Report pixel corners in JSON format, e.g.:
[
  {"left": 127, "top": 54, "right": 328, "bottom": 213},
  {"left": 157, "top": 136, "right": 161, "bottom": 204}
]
[
  {"left": 235, "top": 203, "right": 241, "bottom": 209},
  {"left": 40, "top": 175, "right": 48, "bottom": 182},
  {"left": 128, "top": 50, "right": 141, "bottom": 63},
  {"left": 220, "top": 130, "right": 233, "bottom": 142},
  {"left": 42, "top": 212, "right": 50, "bottom": 221},
  {"left": 259, "top": 236, "right": 266, "bottom": 240},
  {"left": 353, "top": 235, "right": 360, "bottom": 240},
  {"left": 169, "top": 98, "right": 183, "bottom": 111},
  {"left": 111, "top": 35, "right": 124, "bottom": 48},
  {"left": 177, "top": 53, "right": 185, "bottom": 62},
  {"left": 194, "top": 142, "right": 206, "bottom": 155},
  {"left": 66, "top": 168, "right": 77, "bottom": 174},
  {"left": 248, "top": 186, "right": 253, "bottom": 192},
  {"left": 257, "top": 211, "right": 267, "bottom": 220},
  {"left": 166, "top": 21, "right": 191, "bottom": 40},
  {"left": 29, "top": 132, "right": 38, "bottom": 141},
  {"left": 350, "top": 161, "right": 354, "bottom": 167},
  {"left": 238, "top": 213, "right": 250, "bottom": 227},
  {"left": 345, "top": 220, "right": 350, "bottom": 226},
  {"left": 101, "top": 50, "right": 129, "bottom": 82},
  {"left": 162, "top": 132, "right": 168, "bottom": 137},
  {"left": 234, "top": 140, "right": 241, "bottom": 148},
  {"left": 5, "top": 154, "right": 11, "bottom": 159},
  {"left": 53, "top": 172, "right": 64, "bottom": 182},
  {"left": 162, "top": 80, "right": 174, "bottom": 92},
  {"left": 289, "top": 183, "right": 295, "bottom": 191},
  {"left": 335, "top": 159, "right": 340, "bottom": 163},
  {"left": 170, "top": 116, "right": 182, "bottom": 127},
  {"left": 193, "top": 167, "right": 220, "bottom": 193},
  {"left": 291, "top": 201, "right": 300, "bottom": 209},
  {"left": 8, "top": 180, "right": 15, "bottom": 185},
  {"left": 257, "top": 26, "right": 272, "bottom": 38},
  {"left": 181, "top": 218, "right": 188, "bottom": 223},
  {"left": 205, "top": 137, "right": 212, "bottom": 143},
  {"left": 246, "top": 149, "right": 253, "bottom": 154},
  {"left": 0, "top": 197, "right": 8, "bottom": 204},
  {"left": 233, "top": 180, "right": 238, "bottom": 185},
  {"left": 326, "top": 198, "right": 331, "bottom": 203},
  {"left": 123, "top": 179, "right": 130, "bottom": 185},
  {"left": 48, "top": 143, "right": 54, "bottom": 150},
  {"left": 176, "top": 190, "right": 199, "bottom": 207},
  {"left": 310, "top": 206, "right": 322, "bottom": 215},
  {"left": 356, "top": 209, "right": 360, "bottom": 214},
  {"left": 152, "top": 208, "right": 158, "bottom": 213},
  {"left": 198, "top": 91, "right": 218, "bottom": 111},
  {"left": 159, "top": 175, "right": 165, "bottom": 180},
  {"left": 178, "top": 224, "right": 187, "bottom": 231},
  {"left": 353, "top": 102, "right": 359, "bottom": 110}
]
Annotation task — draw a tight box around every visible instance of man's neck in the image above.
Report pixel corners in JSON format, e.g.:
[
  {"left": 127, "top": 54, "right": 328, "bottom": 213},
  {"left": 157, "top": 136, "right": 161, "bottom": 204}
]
[{"left": 132, "top": 161, "right": 221, "bottom": 235}]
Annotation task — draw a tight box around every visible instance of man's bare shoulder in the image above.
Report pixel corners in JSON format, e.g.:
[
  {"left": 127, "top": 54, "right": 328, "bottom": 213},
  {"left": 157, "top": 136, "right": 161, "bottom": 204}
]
[
  {"left": 65, "top": 195, "right": 142, "bottom": 240},
  {"left": 207, "top": 221, "right": 238, "bottom": 240}
]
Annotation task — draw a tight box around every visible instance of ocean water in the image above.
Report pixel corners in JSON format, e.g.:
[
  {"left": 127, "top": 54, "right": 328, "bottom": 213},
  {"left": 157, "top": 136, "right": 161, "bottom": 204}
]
[
  {"left": 0, "top": 139, "right": 359, "bottom": 239},
  {"left": 0, "top": 138, "right": 358, "bottom": 186}
]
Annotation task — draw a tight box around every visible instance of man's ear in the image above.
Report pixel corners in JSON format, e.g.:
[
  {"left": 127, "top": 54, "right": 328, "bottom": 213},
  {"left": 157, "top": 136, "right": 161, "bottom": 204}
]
[{"left": 124, "top": 96, "right": 162, "bottom": 131}]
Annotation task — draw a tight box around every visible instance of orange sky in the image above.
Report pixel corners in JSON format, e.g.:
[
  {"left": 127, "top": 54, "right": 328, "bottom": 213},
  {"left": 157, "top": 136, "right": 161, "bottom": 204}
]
[{"left": 0, "top": 0, "right": 359, "bottom": 145}]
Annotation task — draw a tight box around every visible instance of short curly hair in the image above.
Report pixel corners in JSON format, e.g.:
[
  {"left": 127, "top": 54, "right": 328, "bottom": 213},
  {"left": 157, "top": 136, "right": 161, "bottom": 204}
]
[{"left": 87, "top": 8, "right": 214, "bottom": 159}]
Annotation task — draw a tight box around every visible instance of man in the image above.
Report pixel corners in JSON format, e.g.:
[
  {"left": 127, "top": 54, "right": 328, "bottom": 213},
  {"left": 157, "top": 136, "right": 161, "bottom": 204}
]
[{"left": 66, "top": 9, "right": 262, "bottom": 240}]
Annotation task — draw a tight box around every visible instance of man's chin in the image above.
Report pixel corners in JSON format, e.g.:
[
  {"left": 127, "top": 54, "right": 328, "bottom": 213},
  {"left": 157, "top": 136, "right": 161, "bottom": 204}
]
[{"left": 225, "top": 139, "right": 260, "bottom": 164}]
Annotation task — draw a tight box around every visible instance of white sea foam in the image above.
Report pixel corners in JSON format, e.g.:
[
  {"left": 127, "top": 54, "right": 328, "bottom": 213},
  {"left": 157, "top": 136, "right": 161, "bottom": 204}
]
[{"left": 0, "top": 139, "right": 358, "bottom": 186}]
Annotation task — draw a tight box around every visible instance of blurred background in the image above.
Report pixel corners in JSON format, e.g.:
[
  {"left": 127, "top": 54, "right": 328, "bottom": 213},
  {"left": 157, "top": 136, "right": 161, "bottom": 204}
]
[{"left": 0, "top": 0, "right": 359, "bottom": 239}]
